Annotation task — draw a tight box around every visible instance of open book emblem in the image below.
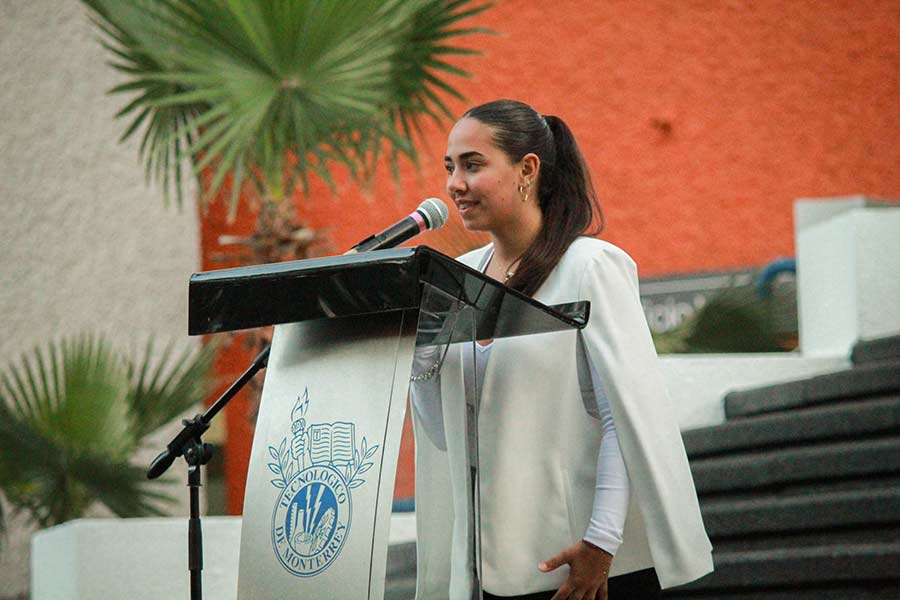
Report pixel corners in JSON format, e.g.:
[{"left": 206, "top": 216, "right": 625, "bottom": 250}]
[{"left": 268, "top": 388, "right": 379, "bottom": 577}]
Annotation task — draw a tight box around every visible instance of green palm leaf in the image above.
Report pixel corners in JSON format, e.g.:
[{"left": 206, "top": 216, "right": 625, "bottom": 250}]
[
  {"left": 0, "top": 335, "right": 213, "bottom": 540},
  {"left": 126, "top": 338, "right": 217, "bottom": 436},
  {"left": 82, "top": 0, "right": 493, "bottom": 216},
  {"left": 84, "top": 0, "right": 205, "bottom": 209}
]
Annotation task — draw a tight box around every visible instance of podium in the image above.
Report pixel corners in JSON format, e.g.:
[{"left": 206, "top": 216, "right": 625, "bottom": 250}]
[{"left": 189, "top": 246, "right": 588, "bottom": 599}]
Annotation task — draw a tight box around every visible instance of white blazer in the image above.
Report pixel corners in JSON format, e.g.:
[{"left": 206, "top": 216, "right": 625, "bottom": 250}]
[{"left": 412, "top": 237, "right": 713, "bottom": 598}]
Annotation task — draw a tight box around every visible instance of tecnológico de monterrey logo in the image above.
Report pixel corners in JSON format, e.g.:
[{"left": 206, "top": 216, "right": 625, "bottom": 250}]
[{"left": 267, "top": 388, "right": 379, "bottom": 577}]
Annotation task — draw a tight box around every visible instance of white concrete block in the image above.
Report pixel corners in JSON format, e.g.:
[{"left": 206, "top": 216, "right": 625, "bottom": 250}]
[
  {"left": 32, "top": 518, "right": 242, "bottom": 600},
  {"left": 31, "top": 514, "right": 417, "bottom": 600},
  {"left": 795, "top": 198, "right": 900, "bottom": 357},
  {"left": 659, "top": 354, "right": 849, "bottom": 430}
]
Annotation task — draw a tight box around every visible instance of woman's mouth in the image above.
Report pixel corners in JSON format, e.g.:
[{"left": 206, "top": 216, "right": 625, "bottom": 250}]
[{"left": 456, "top": 200, "right": 478, "bottom": 214}]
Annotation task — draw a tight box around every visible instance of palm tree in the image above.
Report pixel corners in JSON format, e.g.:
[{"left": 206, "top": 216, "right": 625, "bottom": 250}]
[
  {"left": 79, "top": 1, "right": 492, "bottom": 439},
  {"left": 0, "top": 335, "right": 215, "bottom": 539},
  {"left": 80, "top": 0, "right": 491, "bottom": 218}
]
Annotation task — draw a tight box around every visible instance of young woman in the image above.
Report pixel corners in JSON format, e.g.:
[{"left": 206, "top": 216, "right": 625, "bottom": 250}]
[{"left": 411, "top": 99, "right": 713, "bottom": 600}]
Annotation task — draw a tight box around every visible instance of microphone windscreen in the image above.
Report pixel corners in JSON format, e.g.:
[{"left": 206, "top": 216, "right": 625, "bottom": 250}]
[{"left": 418, "top": 198, "right": 449, "bottom": 230}]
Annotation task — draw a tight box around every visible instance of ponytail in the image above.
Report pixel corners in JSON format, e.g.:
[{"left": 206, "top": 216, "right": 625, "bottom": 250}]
[{"left": 463, "top": 100, "right": 603, "bottom": 296}]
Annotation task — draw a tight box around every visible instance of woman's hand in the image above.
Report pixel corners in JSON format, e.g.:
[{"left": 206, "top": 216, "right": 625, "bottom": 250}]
[{"left": 539, "top": 540, "right": 613, "bottom": 600}]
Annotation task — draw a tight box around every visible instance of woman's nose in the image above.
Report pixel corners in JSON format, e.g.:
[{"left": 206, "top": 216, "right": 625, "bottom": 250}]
[{"left": 446, "top": 169, "right": 465, "bottom": 196}]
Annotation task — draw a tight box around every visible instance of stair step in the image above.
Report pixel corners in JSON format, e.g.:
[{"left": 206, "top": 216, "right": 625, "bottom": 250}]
[
  {"left": 724, "top": 379, "right": 806, "bottom": 419},
  {"left": 684, "top": 394, "right": 900, "bottom": 458},
  {"left": 711, "top": 525, "right": 900, "bottom": 553},
  {"left": 725, "top": 360, "right": 900, "bottom": 418},
  {"left": 679, "top": 542, "right": 900, "bottom": 590},
  {"left": 853, "top": 334, "right": 900, "bottom": 365},
  {"left": 699, "top": 473, "right": 900, "bottom": 505},
  {"left": 691, "top": 436, "right": 900, "bottom": 494},
  {"left": 806, "top": 360, "right": 900, "bottom": 403},
  {"left": 701, "top": 487, "right": 900, "bottom": 538},
  {"left": 665, "top": 582, "right": 900, "bottom": 599}
]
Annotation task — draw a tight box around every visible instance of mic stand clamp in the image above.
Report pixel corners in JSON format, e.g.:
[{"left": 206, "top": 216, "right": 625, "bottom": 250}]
[{"left": 147, "top": 346, "right": 270, "bottom": 600}]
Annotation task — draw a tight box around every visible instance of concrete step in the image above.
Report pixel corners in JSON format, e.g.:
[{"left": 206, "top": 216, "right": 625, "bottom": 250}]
[
  {"left": 691, "top": 436, "right": 900, "bottom": 494},
  {"left": 701, "top": 487, "right": 900, "bottom": 538},
  {"left": 676, "top": 542, "right": 900, "bottom": 591},
  {"left": 711, "top": 524, "right": 900, "bottom": 553},
  {"left": 698, "top": 474, "right": 900, "bottom": 508},
  {"left": 684, "top": 394, "right": 900, "bottom": 458},
  {"left": 724, "top": 360, "right": 900, "bottom": 419},
  {"left": 853, "top": 334, "right": 900, "bottom": 365},
  {"left": 665, "top": 582, "right": 900, "bottom": 599}
]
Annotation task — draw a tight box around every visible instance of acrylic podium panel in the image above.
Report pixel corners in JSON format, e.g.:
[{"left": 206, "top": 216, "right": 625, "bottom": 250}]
[
  {"left": 188, "top": 247, "right": 588, "bottom": 600},
  {"left": 237, "top": 310, "right": 418, "bottom": 599}
]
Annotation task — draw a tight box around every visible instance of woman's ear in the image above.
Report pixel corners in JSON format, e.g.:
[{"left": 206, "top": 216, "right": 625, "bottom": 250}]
[{"left": 520, "top": 152, "right": 540, "bottom": 184}]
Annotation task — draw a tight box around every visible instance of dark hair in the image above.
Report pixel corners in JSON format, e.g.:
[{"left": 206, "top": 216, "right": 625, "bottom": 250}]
[{"left": 463, "top": 99, "right": 604, "bottom": 296}]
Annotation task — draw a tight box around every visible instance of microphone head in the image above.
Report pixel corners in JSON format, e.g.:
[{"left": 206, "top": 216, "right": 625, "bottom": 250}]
[{"left": 417, "top": 198, "right": 449, "bottom": 230}]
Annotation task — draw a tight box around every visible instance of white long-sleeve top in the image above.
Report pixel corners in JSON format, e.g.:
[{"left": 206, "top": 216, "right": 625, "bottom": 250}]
[{"left": 411, "top": 343, "right": 630, "bottom": 554}]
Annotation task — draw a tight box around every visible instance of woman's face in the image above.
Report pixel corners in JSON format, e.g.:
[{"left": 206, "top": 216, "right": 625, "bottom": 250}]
[{"left": 444, "top": 117, "right": 524, "bottom": 234}]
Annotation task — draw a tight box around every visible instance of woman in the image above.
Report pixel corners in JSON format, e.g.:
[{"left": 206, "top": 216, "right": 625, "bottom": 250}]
[{"left": 411, "top": 99, "right": 713, "bottom": 600}]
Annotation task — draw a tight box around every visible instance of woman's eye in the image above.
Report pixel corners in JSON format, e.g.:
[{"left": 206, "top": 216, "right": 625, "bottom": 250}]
[
  {"left": 465, "top": 161, "right": 479, "bottom": 170},
  {"left": 444, "top": 164, "right": 454, "bottom": 174}
]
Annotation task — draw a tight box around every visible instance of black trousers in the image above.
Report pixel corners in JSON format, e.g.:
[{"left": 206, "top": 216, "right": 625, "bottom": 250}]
[{"left": 482, "top": 568, "right": 661, "bottom": 600}]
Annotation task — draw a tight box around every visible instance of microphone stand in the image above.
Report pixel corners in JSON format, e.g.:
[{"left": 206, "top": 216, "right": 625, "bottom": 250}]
[{"left": 147, "top": 346, "right": 271, "bottom": 600}]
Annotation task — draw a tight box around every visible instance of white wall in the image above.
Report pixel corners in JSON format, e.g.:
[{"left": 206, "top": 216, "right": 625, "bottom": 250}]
[
  {"left": 660, "top": 354, "right": 849, "bottom": 430},
  {"left": 0, "top": 2, "right": 200, "bottom": 596},
  {"left": 854, "top": 209, "right": 900, "bottom": 340},
  {"left": 795, "top": 197, "right": 900, "bottom": 356}
]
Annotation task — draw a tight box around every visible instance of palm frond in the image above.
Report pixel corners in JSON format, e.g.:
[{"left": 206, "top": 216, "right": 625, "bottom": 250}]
[
  {"left": 126, "top": 338, "right": 217, "bottom": 436},
  {"left": 70, "top": 454, "right": 176, "bottom": 519},
  {"left": 0, "top": 335, "right": 132, "bottom": 459},
  {"left": 0, "top": 392, "right": 104, "bottom": 527},
  {"left": 0, "top": 334, "right": 214, "bottom": 537},
  {"left": 82, "top": 0, "right": 493, "bottom": 216},
  {"left": 83, "top": 0, "right": 205, "bottom": 209}
]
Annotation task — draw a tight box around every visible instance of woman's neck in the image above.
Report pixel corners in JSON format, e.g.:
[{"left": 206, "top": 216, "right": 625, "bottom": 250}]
[{"left": 489, "top": 211, "right": 542, "bottom": 266}]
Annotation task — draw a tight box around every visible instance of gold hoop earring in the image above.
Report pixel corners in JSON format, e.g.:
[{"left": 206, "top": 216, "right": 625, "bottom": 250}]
[{"left": 521, "top": 180, "right": 533, "bottom": 203}]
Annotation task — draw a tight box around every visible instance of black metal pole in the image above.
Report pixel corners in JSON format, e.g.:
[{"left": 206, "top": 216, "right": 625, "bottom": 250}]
[
  {"left": 146, "top": 345, "right": 270, "bottom": 600},
  {"left": 188, "top": 455, "right": 203, "bottom": 600}
]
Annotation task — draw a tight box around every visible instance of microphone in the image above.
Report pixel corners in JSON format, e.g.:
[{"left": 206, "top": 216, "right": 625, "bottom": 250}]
[{"left": 349, "top": 198, "right": 449, "bottom": 253}]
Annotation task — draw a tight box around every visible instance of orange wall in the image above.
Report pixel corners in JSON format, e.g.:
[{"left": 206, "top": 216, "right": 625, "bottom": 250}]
[{"left": 202, "top": 0, "right": 900, "bottom": 512}]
